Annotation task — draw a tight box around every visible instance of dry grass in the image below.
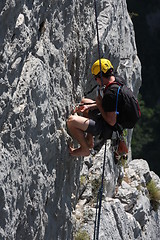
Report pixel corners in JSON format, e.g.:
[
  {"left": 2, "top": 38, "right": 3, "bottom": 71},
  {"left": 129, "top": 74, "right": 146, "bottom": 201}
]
[{"left": 74, "top": 230, "right": 90, "bottom": 240}]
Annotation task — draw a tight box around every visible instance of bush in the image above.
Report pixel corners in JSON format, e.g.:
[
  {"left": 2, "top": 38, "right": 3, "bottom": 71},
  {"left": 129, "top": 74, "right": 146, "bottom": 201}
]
[
  {"left": 74, "top": 230, "right": 90, "bottom": 240},
  {"left": 147, "top": 180, "right": 160, "bottom": 211}
]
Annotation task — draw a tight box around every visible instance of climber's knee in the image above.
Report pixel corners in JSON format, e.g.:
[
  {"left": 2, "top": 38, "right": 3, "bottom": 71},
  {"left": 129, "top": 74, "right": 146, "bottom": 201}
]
[
  {"left": 67, "top": 115, "right": 89, "bottom": 131},
  {"left": 67, "top": 115, "right": 77, "bottom": 128}
]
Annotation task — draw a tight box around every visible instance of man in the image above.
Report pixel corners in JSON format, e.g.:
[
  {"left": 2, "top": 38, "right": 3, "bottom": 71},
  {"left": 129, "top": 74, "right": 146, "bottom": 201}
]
[{"left": 67, "top": 58, "right": 125, "bottom": 157}]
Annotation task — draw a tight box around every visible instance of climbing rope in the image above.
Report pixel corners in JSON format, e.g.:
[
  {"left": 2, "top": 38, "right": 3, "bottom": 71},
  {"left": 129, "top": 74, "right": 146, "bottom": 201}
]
[
  {"left": 84, "top": 84, "right": 97, "bottom": 97},
  {"left": 93, "top": 142, "right": 107, "bottom": 240},
  {"left": 93, "top": 0, "right": 103, "bottom": 88},
  {"left": 93, "top": 1, "right": 108, "bottom": 239}
]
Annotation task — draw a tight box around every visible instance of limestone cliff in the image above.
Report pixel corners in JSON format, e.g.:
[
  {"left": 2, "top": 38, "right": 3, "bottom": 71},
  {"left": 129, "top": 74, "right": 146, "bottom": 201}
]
[{"left": 0, "top": 0, "right": 159, "bottom": 240}]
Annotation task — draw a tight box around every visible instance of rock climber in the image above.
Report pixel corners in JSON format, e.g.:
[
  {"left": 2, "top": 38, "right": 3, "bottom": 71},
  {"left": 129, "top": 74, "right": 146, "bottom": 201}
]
[{"left": 67, "top": 58, "right": 128, "bottom": 157}]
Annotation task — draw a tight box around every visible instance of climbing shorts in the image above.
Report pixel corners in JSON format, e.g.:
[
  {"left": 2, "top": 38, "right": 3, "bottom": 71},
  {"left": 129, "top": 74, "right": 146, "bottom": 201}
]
[{"left": 85, "top": 109, "right": 113, "bottom": 139}]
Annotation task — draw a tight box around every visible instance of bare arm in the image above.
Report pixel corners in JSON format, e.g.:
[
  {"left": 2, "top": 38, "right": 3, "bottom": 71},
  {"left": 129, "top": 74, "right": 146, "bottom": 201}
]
[
  {"left": 98, "top": 106, "right": 116, "bottom": 126},
  {"left": 73, "top": 99, "right": 97, "bottom": 114},
  {"left": 96, "top": 95, "right": 116, "bottom": 126}
]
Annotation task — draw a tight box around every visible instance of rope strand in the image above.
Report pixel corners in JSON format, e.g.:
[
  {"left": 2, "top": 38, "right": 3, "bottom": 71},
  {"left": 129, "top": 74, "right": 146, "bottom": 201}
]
[
  {"left": 93, "top": 142, "right": 107, "bottom": 240},
  {"left": 93, "top": 0, "right": 103, "bottom": 87},
  {"left": 93, "top": 1, "right": 107, "bottom": 239}
]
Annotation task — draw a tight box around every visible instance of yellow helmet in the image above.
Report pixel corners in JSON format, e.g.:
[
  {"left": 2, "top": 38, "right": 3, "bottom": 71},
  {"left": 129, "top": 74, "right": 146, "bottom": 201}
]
[{"left": 91, "top": 58, "right": 113, "bottom": 75}]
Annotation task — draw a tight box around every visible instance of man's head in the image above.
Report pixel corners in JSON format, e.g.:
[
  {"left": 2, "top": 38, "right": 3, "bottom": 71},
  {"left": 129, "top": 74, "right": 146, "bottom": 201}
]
[{"left": 91, "top": 58, "right": 114, "bottom": 79}]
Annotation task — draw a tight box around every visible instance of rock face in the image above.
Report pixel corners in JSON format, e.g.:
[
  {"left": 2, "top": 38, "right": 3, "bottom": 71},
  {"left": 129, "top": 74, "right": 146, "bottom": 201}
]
[
  {"left": 74, "top": 157, "right": 160, "bottom": 240},
  {"left": 1, "top": 0, "right": 159, "bottom": 240}
]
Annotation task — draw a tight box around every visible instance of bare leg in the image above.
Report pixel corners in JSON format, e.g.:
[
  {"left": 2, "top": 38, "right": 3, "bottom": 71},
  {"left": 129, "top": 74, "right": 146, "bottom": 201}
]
[
  {"left": 67, "top": 115, "right": 91, "bottom": 156},
  {"left": 80, "top": 99, "right": 95, "bottom": 148}
]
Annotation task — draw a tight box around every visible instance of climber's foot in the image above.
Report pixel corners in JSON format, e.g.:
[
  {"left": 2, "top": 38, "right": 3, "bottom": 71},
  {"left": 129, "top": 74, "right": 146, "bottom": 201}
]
[{"left": 69, "top": 145, "right": 90, "bottom": 157}]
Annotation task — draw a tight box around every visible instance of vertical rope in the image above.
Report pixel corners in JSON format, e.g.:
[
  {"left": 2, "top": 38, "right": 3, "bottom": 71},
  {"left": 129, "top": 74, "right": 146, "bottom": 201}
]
[
  {"left": 93, "top": 0, "right": 103, "bottom": 87},
  {"left": 93, "top": 142, "right": 107, "bottom": 240},
  {"left": 93, "top": 1, "right": 107, "bottom": 239}
]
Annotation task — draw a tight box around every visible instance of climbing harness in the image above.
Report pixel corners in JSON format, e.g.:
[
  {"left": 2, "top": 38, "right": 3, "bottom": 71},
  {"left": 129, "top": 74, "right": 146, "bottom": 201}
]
[{"left": 93, "top": 142, "right": 107, "bottom": 240}]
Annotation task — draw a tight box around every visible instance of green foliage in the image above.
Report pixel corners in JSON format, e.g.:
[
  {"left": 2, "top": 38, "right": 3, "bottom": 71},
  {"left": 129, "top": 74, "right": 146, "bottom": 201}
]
[
  {"left": 127, "top": 0, "right": 160, "bottom": 176},
  {"left": 120, "top": 156, "right": 128, "bottom": 169},
  {"left": 129, "top": 12, "right": 139, "bottom": 19},
  {"left": 80, "top": 175, "right": 86, "bottom": 186},
  {"left": 123, "top": 129, "right": 128, "bottom": 137},
  {"left": 132, "top": 94, "right": 154, "bottom": 157},
  {"left": 132, "top": 95, "right": 160, "bottom": 175},
  {"left": 74, "top": 230, "right": 90, "bottom": 240},
  {"left": 147, "top": 180, "right": 160, "bottom": 211}
]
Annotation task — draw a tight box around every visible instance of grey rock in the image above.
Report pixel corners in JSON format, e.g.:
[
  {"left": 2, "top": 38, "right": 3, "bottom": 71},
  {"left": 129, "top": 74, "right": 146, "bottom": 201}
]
[
  {"left": 1, "top": 0, "right": 160, "bottom": 240},
  {"left": 129, "top": 159, "right": 152, "bottom": 185},
  {"left": 74, "top": 159, "right": 160, "bottom": 240},
  {"left": 116, "top": 180, "right": 139, "bottom": 212}
]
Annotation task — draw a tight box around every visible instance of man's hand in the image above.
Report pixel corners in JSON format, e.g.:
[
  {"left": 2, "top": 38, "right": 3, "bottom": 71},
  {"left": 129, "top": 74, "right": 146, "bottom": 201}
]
[
  {"left": 72, "top": 100, "right": 97, "bottom": 114},
  {"left": 73, "top": 104, "right": 89, "bottom": 114}
]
